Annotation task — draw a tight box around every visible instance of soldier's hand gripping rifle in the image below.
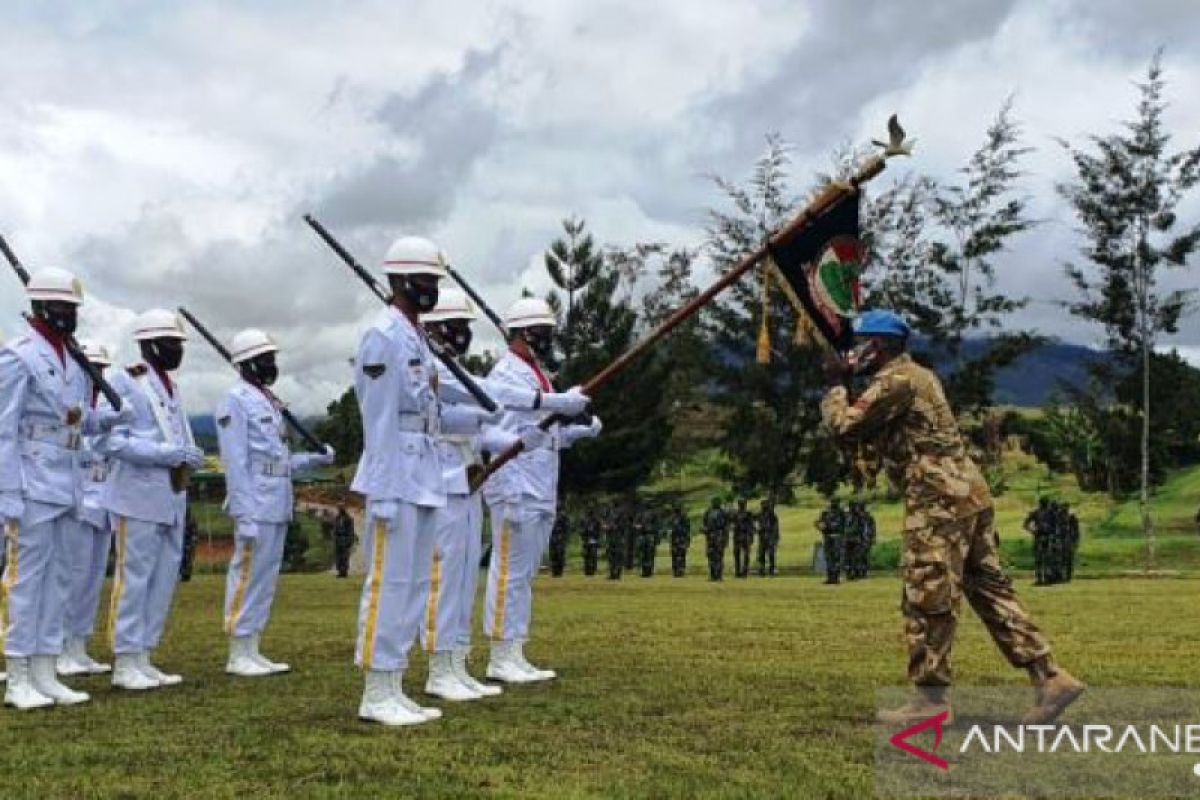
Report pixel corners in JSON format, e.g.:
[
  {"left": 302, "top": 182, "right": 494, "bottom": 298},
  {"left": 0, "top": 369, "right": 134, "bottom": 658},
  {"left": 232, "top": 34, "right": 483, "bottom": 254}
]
[
  {"left": 469, "top": 117, "right": 913, "bottom": 493},
  {"left": 0, "top": 233, "right": 124, "bottom": 410},
  {"left": 177, "top": 306, "right": 325, "bottom": 451},
  {"left": 302, "top": 215, "right": 498, "bottom": 414}
]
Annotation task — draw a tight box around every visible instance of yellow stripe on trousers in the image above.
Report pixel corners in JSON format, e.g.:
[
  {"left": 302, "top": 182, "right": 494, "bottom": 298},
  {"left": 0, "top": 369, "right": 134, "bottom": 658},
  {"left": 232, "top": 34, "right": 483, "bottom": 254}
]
[
  {"left": 491, "top": 521, "right": 511, "bottom": 640},
  {"left": 424, "top": 549, "right": 442, "bottom": 653},
  {"left": 106, "top": 517, "right": 128, "bottom": 649},
  {"left": 361, "top": 518, "right": 388, "bottom": 670},
  {"left": 1, "top": 520, "right": 19, "bottom": 650},
  {"left": 224, "top": 540, "right": 255, "bottom": 635}
]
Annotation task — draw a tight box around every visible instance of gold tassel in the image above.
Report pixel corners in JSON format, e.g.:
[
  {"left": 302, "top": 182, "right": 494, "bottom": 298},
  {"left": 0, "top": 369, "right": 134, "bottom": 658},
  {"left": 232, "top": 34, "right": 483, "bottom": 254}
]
[
  {"left": 794, "top": 312, "right": 812, "bottom": 347},
  {"left": 756, "top": 262, "right": 772, "bottom": 364}
]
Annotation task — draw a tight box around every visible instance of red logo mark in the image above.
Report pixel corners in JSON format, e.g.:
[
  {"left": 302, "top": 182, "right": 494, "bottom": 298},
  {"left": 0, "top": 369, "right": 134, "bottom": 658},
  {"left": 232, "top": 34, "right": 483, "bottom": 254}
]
[{"left": 889, "top": 711, "right": 950, "bottom": 770}]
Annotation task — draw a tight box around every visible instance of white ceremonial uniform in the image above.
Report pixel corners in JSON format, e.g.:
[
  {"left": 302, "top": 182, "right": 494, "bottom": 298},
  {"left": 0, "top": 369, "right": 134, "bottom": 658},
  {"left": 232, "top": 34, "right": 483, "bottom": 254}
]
[
  {"left": 216, "top": 380, "right": 327, "bottom": 639},
  {"left": 351, "top": 306, "right": 444, "bottom": 673},
  {"left": 99, "top": 364, "right": 193, "bottom": 657},
  {"left": 0, "top": 328, "right": 93, "bottom": 659},
  {"left": 421, "top": 363, "right": 531, "bottom": 656},
  {"left": 481, "top": 350, "right": 596, "bottom": 644},
  {"left": 66, "top": 432, "right": 112, "bottom": 644}
]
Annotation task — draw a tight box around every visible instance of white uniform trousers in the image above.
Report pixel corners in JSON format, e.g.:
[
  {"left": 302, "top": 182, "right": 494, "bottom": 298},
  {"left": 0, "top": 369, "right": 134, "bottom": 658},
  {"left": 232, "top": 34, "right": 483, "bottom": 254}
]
[
  {"left": 421, "top": 493, "right": 482, "bottom": 654},
  {"left": 484, "top": 504, "right": 555, "bottom": 643},
  {"left": 223, "top": 523, "right": 287, "bottom": 638},
  {"left": 1, "top": 502, "right": 73, "bottom": 657},
  {"left": 67, "top": 518, "right": 112, "bottom": 640},
  {"left": 354, "top": 501, "right": 437, "bottom": 672},
  {"left": 108, "top": 515, "right": 183, "bottom": 655}
]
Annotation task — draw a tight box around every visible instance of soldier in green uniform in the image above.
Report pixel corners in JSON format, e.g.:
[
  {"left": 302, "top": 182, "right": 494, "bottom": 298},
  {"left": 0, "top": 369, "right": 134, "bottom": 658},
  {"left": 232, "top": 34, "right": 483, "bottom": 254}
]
[
  {"left": 815, "top": 498, "right": 845, "bottom": 585},
  {"left": 333, "top": 505, "right": 357, "bottom": 578},
  {"left": 669, "top": 504, "right": 691, "bottom": 577},
  {"left": 702, "top": 498, "right": 728, "bottom": 582},
  {"left": 731, "top": 499, "right": 755, "bottom": 578},
  {"left": 1023, "top": 498, "right": 1054, "bottom": 585},
  {"left": 822, "top": 309, "right": 1082, "bottom": 725},
  {"left": 756, "top": 498, "right": 780, "bottom": 576},
  {"left": 581, "top": 507, "right": 602, "bottom": 577},
  {"left": 604, "top": 508, "right": 623, "bottom": 581},
  {"left": 637, "top": 507, "right": 658, "bottom": 577},
  {"left": 1062, "top": 504, "right": 1080, "bottom": 582},
  {"left": 180, "top": 508, "right": 199, "bottom": 582},
  {"left": 623, "top": 502, "right": 638, "bottom": 571},
  {"left": 549, "top": 513, "right": 570, "bottom": 577}
]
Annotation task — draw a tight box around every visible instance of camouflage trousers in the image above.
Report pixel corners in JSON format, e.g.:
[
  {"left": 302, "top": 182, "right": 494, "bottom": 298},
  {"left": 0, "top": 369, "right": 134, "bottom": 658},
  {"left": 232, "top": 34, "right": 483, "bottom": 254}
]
[{"left": 901, "top": 507, "right": 1050, "bottom": 686}]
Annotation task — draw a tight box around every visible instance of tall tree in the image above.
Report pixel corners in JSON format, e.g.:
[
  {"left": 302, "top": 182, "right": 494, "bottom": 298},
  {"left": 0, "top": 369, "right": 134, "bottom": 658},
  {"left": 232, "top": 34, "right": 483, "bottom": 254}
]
[
  {"left": 1058, "top": 52, "right": 1200, "bottom": 568},
  {"left": 544, "top": 216, "right": 603, "bottom": 362},
  {"left": 313, "top": 387, "right": 362, "bottom": 467},
  {"left": 704, "top": 135, "right": 834, "bottom": 501}
]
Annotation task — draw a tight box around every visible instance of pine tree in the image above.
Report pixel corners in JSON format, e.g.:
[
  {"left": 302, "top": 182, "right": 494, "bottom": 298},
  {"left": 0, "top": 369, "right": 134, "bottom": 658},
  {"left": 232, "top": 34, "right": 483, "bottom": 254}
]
[
  {"left": 313, "top": 387, "right": 362, "bottom": 467},
  {"left": 1057, "top": 52, "right": 1200, "bottom": 568},
  {"left": 544, "top": 216, "right": 603, "bottom": 362}
]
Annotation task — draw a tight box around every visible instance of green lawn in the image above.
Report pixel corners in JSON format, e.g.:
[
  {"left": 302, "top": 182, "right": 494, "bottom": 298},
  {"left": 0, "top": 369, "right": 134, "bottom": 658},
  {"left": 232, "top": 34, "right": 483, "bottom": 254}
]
[{"left": 4, "top": 561, "right": 1200, "bottom": 798}]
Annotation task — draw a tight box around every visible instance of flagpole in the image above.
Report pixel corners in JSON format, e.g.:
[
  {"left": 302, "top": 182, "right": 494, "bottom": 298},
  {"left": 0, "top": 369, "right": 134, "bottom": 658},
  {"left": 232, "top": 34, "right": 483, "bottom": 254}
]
[{"left": 470, "top": 119, "right": 911, "bottom": 493}]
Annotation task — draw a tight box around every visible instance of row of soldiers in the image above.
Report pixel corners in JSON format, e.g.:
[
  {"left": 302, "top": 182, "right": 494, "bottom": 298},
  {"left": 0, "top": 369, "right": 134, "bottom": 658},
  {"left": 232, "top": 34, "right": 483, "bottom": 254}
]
[
  {"left": 1023, "top": 498, "right": 1081, "bottom": 585},
  {"left": 701, "top": 498, "right": 780, "bottom": 581},
  {"left": 814, "top": 499, "right": 876, "bottom": 584},
  {"left": 547, "top": 503, "right": 692, "bottom": 579}
]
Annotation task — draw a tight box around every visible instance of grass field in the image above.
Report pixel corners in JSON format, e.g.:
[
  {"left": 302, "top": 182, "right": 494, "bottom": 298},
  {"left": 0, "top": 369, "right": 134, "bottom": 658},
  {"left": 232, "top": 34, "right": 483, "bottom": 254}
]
[{"left": 5, "top": 546, "right": 1200, "bottom": 797}]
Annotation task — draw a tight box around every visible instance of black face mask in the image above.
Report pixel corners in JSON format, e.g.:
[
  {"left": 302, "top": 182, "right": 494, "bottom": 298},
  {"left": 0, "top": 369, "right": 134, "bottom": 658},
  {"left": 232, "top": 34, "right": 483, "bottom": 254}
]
[
  {"left": 523, "top": 325, "right": 557, "bottom": 366},
  {"left": 33, "top": 300, "right": 78, "bottom": 337},
  {"left": 141, "top": 339, "right": 184, "bottom": 372},
  {"left": 242, "top": 352, "right": 278, "bottom": 386},
  {"left": 390, "top": 275, "right": 440, "bottom": 314},
  {"left": 441, "top": 321, "right": 473, "bottom": 357}
]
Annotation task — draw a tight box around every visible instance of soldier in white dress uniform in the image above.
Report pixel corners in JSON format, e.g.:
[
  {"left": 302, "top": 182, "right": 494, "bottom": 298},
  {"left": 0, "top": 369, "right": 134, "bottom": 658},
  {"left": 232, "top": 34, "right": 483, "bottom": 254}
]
[
  {"left": 99, "top": 309, "right": 205, "bottom": 692},
  {"left": 215, "top": 328, "right": 335, "bottom": 677},
  {"left": 482, "top": 298, "right": 601, "bottom": 684},
  {"left": 1, "top": 269, "right": 127, "bottom": 709},
  {"left": 418, "top": 289, "right": 588, "bottom": 701}
]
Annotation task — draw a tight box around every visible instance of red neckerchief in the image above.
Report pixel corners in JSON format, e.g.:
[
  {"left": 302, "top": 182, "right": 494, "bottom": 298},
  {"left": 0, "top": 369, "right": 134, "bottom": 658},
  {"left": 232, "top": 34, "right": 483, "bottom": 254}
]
[
  {"left": 150, "top": 362, "right": 175, "bottom": 398},
  {"left": 510, "top": 345, "right": 551, "bottom": 391},
  {"left": 28, "top": 317, "right": 66, "bottom": 367}
]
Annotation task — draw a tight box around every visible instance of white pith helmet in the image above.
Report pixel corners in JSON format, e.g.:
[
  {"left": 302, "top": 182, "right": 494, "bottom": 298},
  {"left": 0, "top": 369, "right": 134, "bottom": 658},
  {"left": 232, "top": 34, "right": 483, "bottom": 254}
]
[
  {"left": 79, "top": 340, "right": 112, "bottom": 367},
  {"left": 132, "top": 309, "right": 188, "bottom": 341},
  {"left": 504, "top": 297, "right": 556, "bottom": 330},
  {"left": 27, "top": 267, "right": 84, "bottom": 305},
  {"left": 229, "top": 328, "right": 279, "bottom": 364},
  {"left": 382, "top": 236, "right": 448, "bottom": 279},
  {"left": 421, "top": 287, "right": 477, "bottom": 324}
]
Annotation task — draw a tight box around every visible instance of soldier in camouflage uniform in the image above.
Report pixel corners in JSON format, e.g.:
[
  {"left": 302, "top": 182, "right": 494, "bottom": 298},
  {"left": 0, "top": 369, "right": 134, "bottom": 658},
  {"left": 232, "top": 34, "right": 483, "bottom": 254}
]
[
  {"left": 669, "top": 504, "right": 691, "bottom": 578},
  {"left": 1062, "top": 504, "right": 1080, "bottom": 582},
  {"left": 603, "top": 509, "right": 623, "bottom": 581},
  {"left": 732, "top": 499, "right": 755, "bottom": 578},
  {"left": 821, "top": 309, "right": 1082, "bottom": 726},
  {"left": 623, "top": 503, "right": 638, "bottom": 571},
  {"left": 637, "top": 507, "right": 658, "bottom": 578},
  {"left": 1023, "top": 498, "right": 1054, "bottom": 585},
  {"left": 581, "top": 508, "right": 602, "bottom": 577},
  {"left": 702, "top": 498, "right": 728, "bottom": 582},
  {"left": 548, "top": 514, "right": 569, "bottom": 577},
  {"left": 756, "top": 499, "right": 779, "bottom": 577},
  {"left": 814, "top": 499, "right": 845, "bottom": 585}
]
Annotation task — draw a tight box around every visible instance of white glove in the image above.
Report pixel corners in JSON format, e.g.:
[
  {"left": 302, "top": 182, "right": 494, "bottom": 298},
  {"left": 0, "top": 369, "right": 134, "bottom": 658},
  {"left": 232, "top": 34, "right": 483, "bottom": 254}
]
[
  {"left": 183, "top": 446, "right": 206, "bottom": 469},
  {"left": 316, "top": 444, "right": 336, "bottom": 465},
  {"left": 234, "top": 519, "right": 259, "bottom": 542},
  {"left": 370, "top": 500, "right": 399, "bottom": 523},
  {"left": 541, "top": 387, "right": 589, "bottom": 416},
  {"left": 0, "top": 492, "right": 24, "bottom": 525},
  {"left": 96, "top": 402, "right": 136, "bottom": 432},
  {"left": 158, "top": 444, "right": 189, "bottom": 467},
  {"left": 520, "top": 427, "right": 549, "bottom": 450},
  {"left": 585, "top": 416, "right": 603, "bottom": 438}
]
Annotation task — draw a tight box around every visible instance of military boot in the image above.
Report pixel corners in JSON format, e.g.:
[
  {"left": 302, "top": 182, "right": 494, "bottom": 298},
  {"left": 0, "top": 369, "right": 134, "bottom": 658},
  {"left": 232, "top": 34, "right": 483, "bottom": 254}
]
[
  {"left": 1023, "top": 658, "right": 1085, "bottom": 724},
  {"left": 876, "top": 686, "right": 953, "bottom": 726}
]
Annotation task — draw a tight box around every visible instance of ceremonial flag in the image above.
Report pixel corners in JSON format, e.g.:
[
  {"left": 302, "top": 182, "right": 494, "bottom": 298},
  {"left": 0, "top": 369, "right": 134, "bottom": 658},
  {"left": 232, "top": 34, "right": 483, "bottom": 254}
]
[{"left": 766, "top": 192, "right": 863, "bottom": 352}]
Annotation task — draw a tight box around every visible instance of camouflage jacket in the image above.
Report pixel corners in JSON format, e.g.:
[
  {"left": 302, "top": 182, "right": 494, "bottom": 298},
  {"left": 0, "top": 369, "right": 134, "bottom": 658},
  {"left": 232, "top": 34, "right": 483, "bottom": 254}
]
[{"left": 821, "top": 353, "right": 991, "bottom": 522}]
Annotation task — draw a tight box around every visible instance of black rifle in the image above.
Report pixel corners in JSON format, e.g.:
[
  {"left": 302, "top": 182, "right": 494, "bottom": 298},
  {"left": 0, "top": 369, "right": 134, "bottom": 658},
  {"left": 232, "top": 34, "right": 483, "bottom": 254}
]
[
  {"left": 0, "top": 234, "right": 123, "bottom": 410},
  {"left": 177, "top": 307, "right": 325, "bottom": 451},
  {"left": 445, "top": 264, "right": 508, "bottom": 339},
  {"left": 302, "top": 214, "right": 497, "bottom": 413}
]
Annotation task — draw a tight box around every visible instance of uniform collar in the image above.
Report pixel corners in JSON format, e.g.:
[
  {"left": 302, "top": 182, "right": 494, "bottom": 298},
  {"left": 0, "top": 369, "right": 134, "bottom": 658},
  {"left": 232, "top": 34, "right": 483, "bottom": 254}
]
[
  {"left": 509, "top": 344, "right": 551, "bottom": 391},
  {"left": 28, "top": 317, "right": 66, "bottom": 367}
]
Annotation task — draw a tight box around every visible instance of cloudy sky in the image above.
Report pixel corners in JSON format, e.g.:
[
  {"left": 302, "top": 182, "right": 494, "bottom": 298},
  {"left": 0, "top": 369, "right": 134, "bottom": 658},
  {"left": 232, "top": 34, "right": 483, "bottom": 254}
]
[{"left": 1, "top": 0, "right": 1198, "bottom": 415}]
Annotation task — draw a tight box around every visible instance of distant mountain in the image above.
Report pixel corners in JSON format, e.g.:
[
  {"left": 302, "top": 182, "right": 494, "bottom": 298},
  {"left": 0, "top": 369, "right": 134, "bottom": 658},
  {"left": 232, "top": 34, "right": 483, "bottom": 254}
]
[{"left": 938, "top": 340, "right": 1108, "bottom": 407}]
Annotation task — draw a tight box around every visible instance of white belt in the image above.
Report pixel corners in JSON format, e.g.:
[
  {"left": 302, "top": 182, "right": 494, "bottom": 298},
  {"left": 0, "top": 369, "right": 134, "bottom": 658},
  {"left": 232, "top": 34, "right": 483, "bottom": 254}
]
[
  {"left": 22, "top": 421, "right": 82, "bottom": 451},
  {"left": 398, "top": 412, "right": 439, "bottom": 435},
  {"left": 251, "top": 457, "right": 291, "bottom": 478}
]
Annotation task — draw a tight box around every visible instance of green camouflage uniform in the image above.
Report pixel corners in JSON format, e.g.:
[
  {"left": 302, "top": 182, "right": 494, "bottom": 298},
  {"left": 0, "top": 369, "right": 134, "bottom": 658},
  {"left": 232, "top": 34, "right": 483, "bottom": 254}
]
[
  {"left": 815, "top": 503, "right": 845, "bottom": 584},
  {"left": 669, "top": 509, "right": 691, "bottom": 578},
  {"left": 581, "top": 512, "right": 602, "bottom": 577},
  {"left": 822, "top": 353, "right": 1051, "bottom": 687},
  {"left": 756, "top": 503, "right": 779, "bottom": 576},
  {"left": 732, "top": 503, "right": 755, "bottom": 578},
  {"left": 603, "top": 512, "right": 623, "bottom": 580},
  {"left": 549, "top": 515, "right": 569, "bottom": 577},
  {"left": 702, "top": 504, "right": 728, "bottom": 581}
]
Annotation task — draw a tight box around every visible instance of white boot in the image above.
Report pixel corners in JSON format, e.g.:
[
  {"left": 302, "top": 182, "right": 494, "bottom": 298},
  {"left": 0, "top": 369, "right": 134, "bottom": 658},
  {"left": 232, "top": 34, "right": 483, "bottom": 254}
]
[
  {"left": 392, "top": 671, "right": 442, "bottom": 719},
  {"left": 357, "top": 670, "right": 427, "bottom": 726},
  {"left": 56, "top": 638, "right": 90, "bottom": 677},
  {"left": 31, "top": 655, "right": 89, "bottom": 705},
  {"left": 78, "top": 638, "right": 112, "bottom": 675},
  {"left": 4, "top": 657, "right": 53, "bottom": 709},
  {"left": 248, "top": 632, "right": 290, "bottom": 674},
  {"left": 138, "top": 652, "right": 182, "bottom": 686},
  {"left": 486, "top": 640, "right": 538, "bottom": 684},
  {"left": 454, "top": 648, "right": 501, "bottom": 697},
  {"left": 513, "top": 641, "right": 556, "bottom": 681},
  {"left": 112, "top": 653, "right": 159, "bottom": 691},
  {"left": 227, "top": 636, "right": 272, "bottom": 677},
  {"left": 425, "top": 651, "right": 481, "bottom": 701}
]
